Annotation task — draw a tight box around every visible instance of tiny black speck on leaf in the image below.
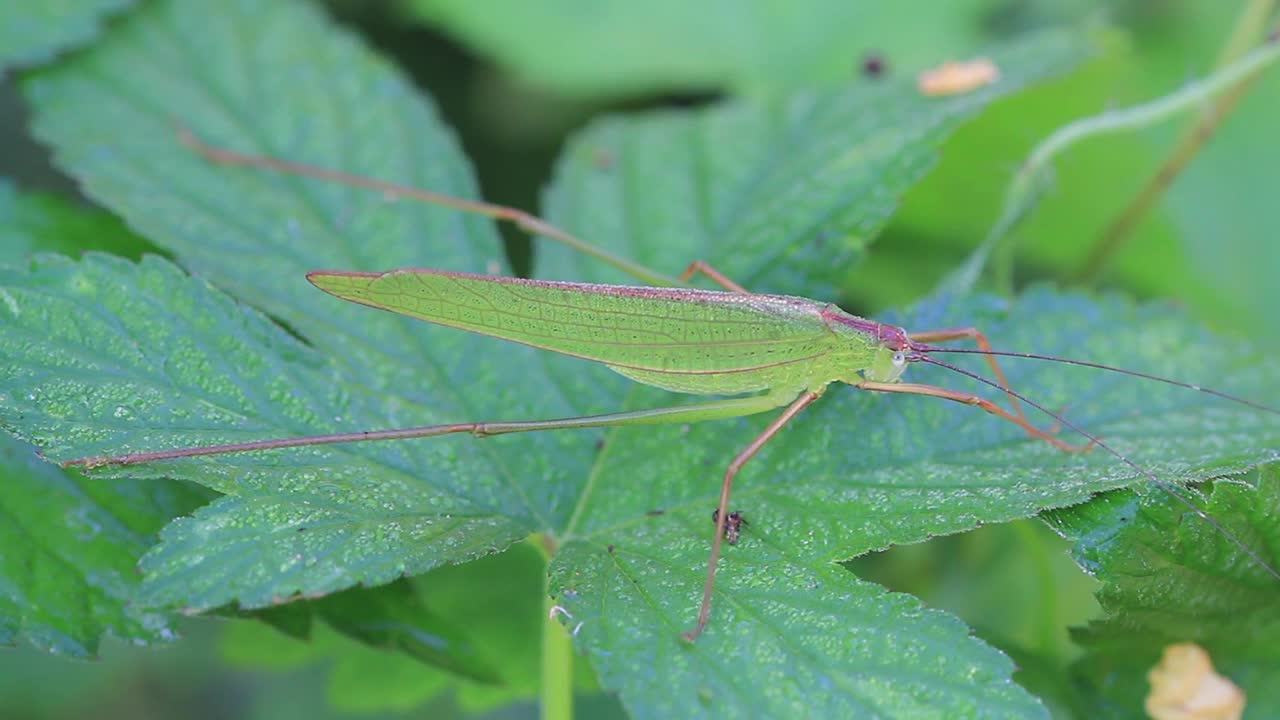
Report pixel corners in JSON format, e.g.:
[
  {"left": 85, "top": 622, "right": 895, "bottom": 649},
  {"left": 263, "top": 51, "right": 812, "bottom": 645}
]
[{"left": 862, "top": 53, "right": 887, "bottom": 77}]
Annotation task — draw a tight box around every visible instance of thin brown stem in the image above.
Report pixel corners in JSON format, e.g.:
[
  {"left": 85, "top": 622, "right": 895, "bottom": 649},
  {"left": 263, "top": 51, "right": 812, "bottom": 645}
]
[{"left": 1076, "top": 8, "right": 1278, "bottom": 282}]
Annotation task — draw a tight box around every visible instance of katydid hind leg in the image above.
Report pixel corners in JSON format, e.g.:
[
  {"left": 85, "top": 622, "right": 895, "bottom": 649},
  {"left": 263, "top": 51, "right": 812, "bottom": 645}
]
[
  {"left": 684, "top": 391, "right": 822, "bottom": 643},
  {"left": 177, "top": 125, "right": 680, "bottom": 288},
  {"left": 64, "top": 394, "right": 794, "bottom": 469}
]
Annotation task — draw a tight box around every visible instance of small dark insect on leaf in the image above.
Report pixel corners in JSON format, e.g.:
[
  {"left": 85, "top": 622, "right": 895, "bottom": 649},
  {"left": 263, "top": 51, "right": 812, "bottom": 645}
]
[
  {"left": 712, "top": 509, "right": 748, "bottom": 545},
  {"left": 607, "top": 544, "right": 616, "bottom": 554},
  {"left": 646, "top": 509, "right": 666, "bottom": 516},
  {"left": 862, "top": 52, "right": 887, "bottom": 78}
]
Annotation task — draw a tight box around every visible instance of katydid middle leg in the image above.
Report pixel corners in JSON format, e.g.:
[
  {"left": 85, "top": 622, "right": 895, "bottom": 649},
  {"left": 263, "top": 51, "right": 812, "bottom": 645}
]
[
  {"left": 678, "top": 260, "right": 749, "bottom": 293},
  {"left": 684, "top": 389, "right": 823, "bottom": 642},
  {"left": 179, "top": 126, "right": 758, "bottom": 294},
  {"left": 176, "top": 125, "right": 680, "bottom": 288}
]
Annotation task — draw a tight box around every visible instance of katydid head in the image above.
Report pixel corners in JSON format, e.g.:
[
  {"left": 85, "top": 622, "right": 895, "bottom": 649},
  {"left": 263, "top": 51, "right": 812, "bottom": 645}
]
[
  {"left": 826, "top": 314, "right": 912, "bottom": 382},
  {"left": 860, "top": 322, "right": 911, "bottom": 383},
  {"left": 866, "top": 346, "right": 910, "bottom": 383}
]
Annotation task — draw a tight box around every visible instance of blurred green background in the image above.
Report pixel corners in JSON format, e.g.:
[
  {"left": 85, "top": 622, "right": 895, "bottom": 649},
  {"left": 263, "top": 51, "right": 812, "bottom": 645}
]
[{"left": 1, "top": 0, "right": 1276, "bottom": 718}]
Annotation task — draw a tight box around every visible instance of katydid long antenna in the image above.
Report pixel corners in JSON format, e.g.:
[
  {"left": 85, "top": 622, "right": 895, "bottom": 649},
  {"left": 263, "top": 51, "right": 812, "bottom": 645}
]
[
  {"left": 914, "top": 352, "right": 1280, "bottom": 583},
  {"left": 916, "top": 345, "right": 1280, "bottom": 417}
]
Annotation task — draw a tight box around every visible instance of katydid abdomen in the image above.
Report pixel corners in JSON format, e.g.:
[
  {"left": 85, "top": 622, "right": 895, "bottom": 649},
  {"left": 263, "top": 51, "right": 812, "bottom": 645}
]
[{"left": 307, "top": 268, "right": 902, "bottom": 395}]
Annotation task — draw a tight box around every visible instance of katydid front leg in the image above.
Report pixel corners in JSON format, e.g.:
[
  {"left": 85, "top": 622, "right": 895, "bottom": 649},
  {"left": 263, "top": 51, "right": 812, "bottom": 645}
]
[
  {"left": 855, "top": 380, "right": 1095, "bottom": 452},
  {"left": 907, "top": 327, "right": 1092, "bottom": 451}
]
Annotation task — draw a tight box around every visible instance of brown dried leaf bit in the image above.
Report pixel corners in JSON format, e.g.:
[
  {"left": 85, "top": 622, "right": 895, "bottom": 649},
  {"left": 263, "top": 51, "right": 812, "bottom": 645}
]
[
  {"left": 917, "top": 58, "right": 1000, "bottom": 97},
  {"left": 1145, "top": 643, "right": 1245, "bottom": 720}
]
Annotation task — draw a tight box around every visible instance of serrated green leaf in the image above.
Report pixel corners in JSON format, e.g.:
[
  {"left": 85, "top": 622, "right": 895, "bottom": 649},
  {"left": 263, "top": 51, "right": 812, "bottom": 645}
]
[
  {"left": 544, "top": 287, "right": 1280, "bottom": 719},
  {"left": 0, "top": 0, "right": 134, "bottom": 72},
  {"left": 552, "top": 540, "right": 1045, "bottom": 718},
  {"left": 406, "top": 0, "right": 1060, "bottom": 98},
  {"left": 19, "top": 0, "right": 593, "bottom": 616},
  {"left": 1050, "top": 469, "right": 1280, "bottom": 718},
  {"left": 541, "top": 27, "right": 1092, "bottom": 298},
  {"left": 4, "top": 1, "right": 1278, "bottom": 717},
  {"left": 0, "top": 180, "right": 152, "bottom": 264},
  {"left": 0, "top": 432, "right": 206, "bottom": 656}
]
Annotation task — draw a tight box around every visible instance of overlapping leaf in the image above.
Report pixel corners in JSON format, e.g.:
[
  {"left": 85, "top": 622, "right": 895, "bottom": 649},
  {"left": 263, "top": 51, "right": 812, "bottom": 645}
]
[
  {"left": 0, "top": 432, "right": 205, "bottom": 656},
  {"left": 3, "top": 1, "right": 1278, "bottom": 717},
  {"left": 20, "top": 0, "right": 594, "bottom": 614},
  {"left": 220, "top": 544, "right": 563, "bottom": 713},
  {"left": 1051, "top": 469, "right": 1280, "bottom": 718},
  {"left": 0, "top": 0, "right": 134, "bottom": 73},
  {"left": 545, "top": 286, "right": 1280, "bottom": 719},
  {"left": 406, "top": 0, "right": 1078, "bottom": 97},
  {"left": 0, "top": 188, "right": 201, "bottom": 657},
  {"left": 540, "top": 28, "right": 1092, "bottom": 297},
  {"left": 0, "top": 180, "right": 151, "bottom": 264}
]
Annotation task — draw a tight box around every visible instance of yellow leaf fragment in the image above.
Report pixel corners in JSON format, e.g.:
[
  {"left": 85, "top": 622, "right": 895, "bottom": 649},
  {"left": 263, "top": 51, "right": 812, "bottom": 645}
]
[
  {"left": 1145, "top": 643, "right": 1245, "bottom": 720},
  {"left": 917, "top": 58, "right": 1000, "bottom": 97}
]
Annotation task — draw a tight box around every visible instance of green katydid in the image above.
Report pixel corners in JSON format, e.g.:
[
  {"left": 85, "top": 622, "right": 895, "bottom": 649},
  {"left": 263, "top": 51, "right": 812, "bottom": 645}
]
[{"left": 62, "top": 130, "right": 1280, "bottom": 642}]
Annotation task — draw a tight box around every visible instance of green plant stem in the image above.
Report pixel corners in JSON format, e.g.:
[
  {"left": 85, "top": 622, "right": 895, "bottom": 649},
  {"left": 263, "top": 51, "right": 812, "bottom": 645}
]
[
  {"left": 945, "top": 32, "right": 1280, "bottom": 296},
  {"left": 1075, "top": 2, "right": 1277, "bottom": 282},
  {"left": 537, "top": 535, "right": 574, "bottom": 720},
  {"left": 1011, "top": 521, "right": 1058, "bottom": 656}
]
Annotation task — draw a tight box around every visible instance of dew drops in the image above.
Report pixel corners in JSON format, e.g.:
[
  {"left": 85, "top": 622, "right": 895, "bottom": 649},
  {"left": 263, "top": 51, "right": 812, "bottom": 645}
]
[{"left": 113, "top": 405, "right": 133, "bottom": 419}]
